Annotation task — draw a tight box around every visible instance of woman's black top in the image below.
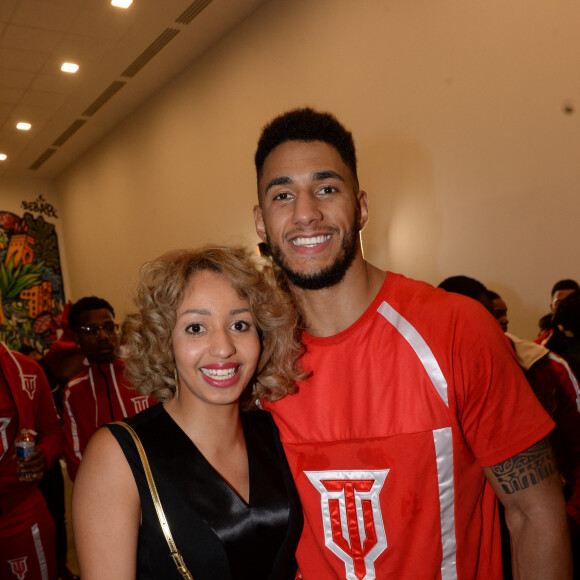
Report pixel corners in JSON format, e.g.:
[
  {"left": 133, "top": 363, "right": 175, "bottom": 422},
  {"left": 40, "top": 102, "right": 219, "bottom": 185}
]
[{"left": 107, "top": 404, "right": 302, "bottom": 579}]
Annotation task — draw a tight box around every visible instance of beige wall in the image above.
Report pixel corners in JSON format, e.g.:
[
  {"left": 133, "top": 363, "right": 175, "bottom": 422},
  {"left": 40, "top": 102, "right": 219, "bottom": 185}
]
[{"left": 55, "top": 0, "right": 580, "bottom": 339}]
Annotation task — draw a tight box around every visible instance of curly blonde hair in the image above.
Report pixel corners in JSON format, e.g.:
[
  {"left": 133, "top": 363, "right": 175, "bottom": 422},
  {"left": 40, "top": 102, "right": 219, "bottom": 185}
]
[{"left": 124, "top": 246, "right": 305, "bottom": 407}]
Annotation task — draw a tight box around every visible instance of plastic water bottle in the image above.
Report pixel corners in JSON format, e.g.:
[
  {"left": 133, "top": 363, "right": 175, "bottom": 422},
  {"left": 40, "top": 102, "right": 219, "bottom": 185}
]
[{"left": 15, "top": 429, "right": 36, "bottom": 480}]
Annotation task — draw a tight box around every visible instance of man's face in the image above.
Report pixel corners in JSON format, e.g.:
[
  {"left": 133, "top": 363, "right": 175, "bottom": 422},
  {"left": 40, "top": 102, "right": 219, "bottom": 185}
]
[
  {"left": 551, "top": 289, "right": 576, "bottom": 314},
  {"left": 492, "top": 297, "right": 509, "bottom": 333},
  {"left": 76, "top": 308, "right": 118, "bottom": 363},
  {"left": 253, "top": 140, "right": 368, "bottom": 290}
]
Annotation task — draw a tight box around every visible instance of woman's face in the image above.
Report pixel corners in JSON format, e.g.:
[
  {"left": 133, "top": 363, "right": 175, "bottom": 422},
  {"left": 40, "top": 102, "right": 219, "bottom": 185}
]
[{"left": 172, "top": 269, "right": 261, "bottom": 408}]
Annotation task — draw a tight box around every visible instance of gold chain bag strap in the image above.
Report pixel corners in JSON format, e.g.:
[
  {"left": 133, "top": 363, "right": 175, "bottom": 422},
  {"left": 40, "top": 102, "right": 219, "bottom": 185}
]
[{"left": 112, "top": 421, "right": 194, "bottom": 580}]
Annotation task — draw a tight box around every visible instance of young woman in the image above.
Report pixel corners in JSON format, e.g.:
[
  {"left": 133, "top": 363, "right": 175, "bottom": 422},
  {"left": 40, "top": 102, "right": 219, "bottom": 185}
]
[{"left": 72, "top": 246, "right": 305, "bottom": 580}]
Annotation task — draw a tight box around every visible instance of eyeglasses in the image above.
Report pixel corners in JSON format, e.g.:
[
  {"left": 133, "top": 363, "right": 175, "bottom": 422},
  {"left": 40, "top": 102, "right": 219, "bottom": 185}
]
[{"left": 78, "top": 323, "right": 119, "bottom": 337}]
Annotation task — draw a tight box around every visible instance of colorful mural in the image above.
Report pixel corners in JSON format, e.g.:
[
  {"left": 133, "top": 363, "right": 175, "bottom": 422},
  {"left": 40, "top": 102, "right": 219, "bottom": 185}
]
[{"left": 0, "top": 199, "right": 65, "bottom": 355}]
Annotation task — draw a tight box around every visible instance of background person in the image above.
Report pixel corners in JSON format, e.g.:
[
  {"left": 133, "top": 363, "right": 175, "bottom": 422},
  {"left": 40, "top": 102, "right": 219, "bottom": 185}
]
[
  {"left": 62, "top": 296, "right": 154, "bottom": 480},
  {"left": 537, "top": 280, "right": 580, "bottom": 345},
  {"left": 72, "top": 247, "right": 305, "bottom": 579},
  {"left": 0, "top": 342, "right": 64, "bottom": 580}
]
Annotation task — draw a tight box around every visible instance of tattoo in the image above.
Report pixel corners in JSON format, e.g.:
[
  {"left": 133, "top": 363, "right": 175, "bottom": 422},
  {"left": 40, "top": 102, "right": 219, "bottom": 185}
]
[{"left": 489, "top": 439, "right": 556, "bottom": 495}]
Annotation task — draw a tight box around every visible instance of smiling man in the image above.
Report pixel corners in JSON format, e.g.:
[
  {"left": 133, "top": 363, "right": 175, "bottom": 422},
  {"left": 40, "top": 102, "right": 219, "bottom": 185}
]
[
  {"left": 253, "top": 108, "right": 572, "bottom": 579},
  {"left": 62, "top": 296, "right": 153, "bottom": 480}
]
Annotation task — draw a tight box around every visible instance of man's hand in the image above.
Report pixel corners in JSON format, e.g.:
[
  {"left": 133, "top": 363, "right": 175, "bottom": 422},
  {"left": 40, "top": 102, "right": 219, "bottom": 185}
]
[{"left": 15, "top": 448, "right": 47, "bottom": 482}]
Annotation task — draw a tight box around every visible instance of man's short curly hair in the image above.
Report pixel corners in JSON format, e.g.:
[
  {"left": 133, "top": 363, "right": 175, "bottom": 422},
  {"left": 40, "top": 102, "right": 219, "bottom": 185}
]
[
  {"left": 254, "top": 107, "right": 358, "bottom": 190},
  {"left": 124, "top": 246, "right": 306, "bottom": 407},
  {"left": 68, "top": 296, "right": 115, "bottom": 331}
]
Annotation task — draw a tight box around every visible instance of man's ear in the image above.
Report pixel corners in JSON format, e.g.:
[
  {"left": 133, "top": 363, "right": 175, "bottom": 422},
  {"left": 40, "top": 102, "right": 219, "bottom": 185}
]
[
  {"left": 253, "top": 204, "right": 267, "bottom": 243},
  {"left": 357, "top": 190, "right": 369, "bottom": 231}
]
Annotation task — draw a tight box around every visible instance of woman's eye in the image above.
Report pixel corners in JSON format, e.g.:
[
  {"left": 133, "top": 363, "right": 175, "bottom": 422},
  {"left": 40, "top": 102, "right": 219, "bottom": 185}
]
[
  {"left": 232, "top": 320, "right": 250, "bottom": 332},
  {"left": 186, "top": 323, "right": 204, "bottom": 334}
]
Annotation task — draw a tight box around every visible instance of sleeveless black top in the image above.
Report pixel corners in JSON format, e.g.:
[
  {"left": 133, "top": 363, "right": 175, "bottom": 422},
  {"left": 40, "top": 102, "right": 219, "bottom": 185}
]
[{"left": 108, "top": 404, "right": 302, "bottom": 579}]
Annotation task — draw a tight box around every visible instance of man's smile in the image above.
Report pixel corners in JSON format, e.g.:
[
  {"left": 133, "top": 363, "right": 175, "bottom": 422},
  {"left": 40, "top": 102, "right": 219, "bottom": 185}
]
[{"left": 291, "top": 234, "right": 332, "bottom": 248}]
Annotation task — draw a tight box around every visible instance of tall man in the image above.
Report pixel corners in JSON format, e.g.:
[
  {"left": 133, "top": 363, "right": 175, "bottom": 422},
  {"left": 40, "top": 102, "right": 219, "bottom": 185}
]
[
  {"left": 252, "top": 108, "right": 571, "bottom": 579},
  {"left": 63, "top": 296, "right": 152, "bottom": 480}
]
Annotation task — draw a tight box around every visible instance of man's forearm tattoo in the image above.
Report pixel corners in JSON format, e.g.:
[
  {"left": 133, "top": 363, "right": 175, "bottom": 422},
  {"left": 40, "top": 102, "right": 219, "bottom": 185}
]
[{"left": 489, "top": 439, "right": 556, "bottom": 494}]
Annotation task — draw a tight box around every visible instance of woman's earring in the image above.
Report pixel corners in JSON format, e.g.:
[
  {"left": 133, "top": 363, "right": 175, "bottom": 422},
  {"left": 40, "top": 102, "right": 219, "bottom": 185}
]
[{"left": 174, "top": 367, "right": 180, "bottom": 398}]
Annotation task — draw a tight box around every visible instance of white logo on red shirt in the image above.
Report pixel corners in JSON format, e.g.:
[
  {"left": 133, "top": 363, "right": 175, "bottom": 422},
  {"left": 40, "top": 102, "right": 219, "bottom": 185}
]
[
  {"left": 22, "top": 375, "right": 37, "bottom": 400},
  {"left": 131, "top": 396, "right": 150, "bottom": 414},
  {"left": 306, "top": 469, "right": 389, "bottom": 580},
  {"left": 8, "top": 556, "right": 28, "bottom": 579}
]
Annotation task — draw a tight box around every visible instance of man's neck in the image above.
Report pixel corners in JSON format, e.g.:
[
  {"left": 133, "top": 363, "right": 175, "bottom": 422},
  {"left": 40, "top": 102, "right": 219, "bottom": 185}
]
[{"left": 291, "top": 258, "right": 386, "bottom": 337}]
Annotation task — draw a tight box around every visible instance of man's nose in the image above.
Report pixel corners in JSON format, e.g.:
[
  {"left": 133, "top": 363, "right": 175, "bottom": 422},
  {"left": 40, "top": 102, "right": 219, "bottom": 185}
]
[{"left": 292, "top": 192, "right": 323, "bottom": 226}]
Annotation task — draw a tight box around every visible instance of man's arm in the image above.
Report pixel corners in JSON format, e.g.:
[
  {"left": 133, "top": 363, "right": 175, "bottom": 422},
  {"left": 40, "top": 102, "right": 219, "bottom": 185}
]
[{"left": 483, "top": 438, "right": 572, "bottom": 580}]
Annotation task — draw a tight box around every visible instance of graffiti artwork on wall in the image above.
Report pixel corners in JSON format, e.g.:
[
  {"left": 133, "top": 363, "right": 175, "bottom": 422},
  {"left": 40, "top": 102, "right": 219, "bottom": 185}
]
[{"left": 0, "top": 205, "right": 65, "bottom": 355}]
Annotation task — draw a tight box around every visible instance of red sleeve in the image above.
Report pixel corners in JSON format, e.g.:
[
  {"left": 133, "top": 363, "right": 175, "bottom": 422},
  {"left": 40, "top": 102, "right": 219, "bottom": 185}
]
[
  {"left": 22, "top": 357, "right": 64, "bottom": 468},
  {"left": 446, "top": 297, "right": 555, "bottom": 467}
]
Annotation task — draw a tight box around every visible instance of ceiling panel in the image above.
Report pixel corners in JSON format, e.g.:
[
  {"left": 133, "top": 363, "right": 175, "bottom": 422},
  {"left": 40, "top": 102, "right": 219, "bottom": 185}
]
[{"left": 0, "top": 0, "right": 270, "bottom": 180}]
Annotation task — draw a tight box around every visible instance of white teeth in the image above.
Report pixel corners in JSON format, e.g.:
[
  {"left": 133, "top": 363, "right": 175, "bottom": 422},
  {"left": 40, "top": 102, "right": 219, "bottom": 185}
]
[
  {"left": 201, "top": 367, "right": 237, "bottom": 380},
  {"left": 292, "top": 235, "right": 331, "bottom": 247}
]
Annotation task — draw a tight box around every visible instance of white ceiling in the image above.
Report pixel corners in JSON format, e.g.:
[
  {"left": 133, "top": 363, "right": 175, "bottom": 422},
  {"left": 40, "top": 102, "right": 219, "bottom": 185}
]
[{"left": 0, "top": 0, "right": 268, "bottom": 180}]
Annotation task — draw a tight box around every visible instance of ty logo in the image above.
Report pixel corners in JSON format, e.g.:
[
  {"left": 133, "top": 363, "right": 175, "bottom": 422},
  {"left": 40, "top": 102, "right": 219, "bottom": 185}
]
[
  {"left": 22, "top": 375, "right": 37, "bottom": 400},
  {"left": 131, "top": 395, "right": 150, "bottom": 414},
  {"left": 8, "top": 557, "right": 28, "bottom": 580},
  {"left": 306, "top": 469, "right": 388, "bottom": 580}
]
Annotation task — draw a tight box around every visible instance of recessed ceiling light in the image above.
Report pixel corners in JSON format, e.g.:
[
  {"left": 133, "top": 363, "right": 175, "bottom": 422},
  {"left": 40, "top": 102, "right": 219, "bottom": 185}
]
[
  {"left": 0, "top": 154, "right": 7, "bottom": 161},
  {"left": 17, "top": 122, "right": 31, "bottom": 131},
  {"left": 111, "top": 0, "right": 133, "bottom": 7},
  {"left": 61, "top": 62, "right": 79, "bottom": 73}
]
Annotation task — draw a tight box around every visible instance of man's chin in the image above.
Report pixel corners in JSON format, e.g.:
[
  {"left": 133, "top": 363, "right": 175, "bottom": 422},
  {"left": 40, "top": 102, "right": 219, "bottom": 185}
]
[
  {"left": 94, "top": 350, "right": 117, "bottom": 363},
  {"left": 283, "top": 265, "right": 349, "bottom": 291}
]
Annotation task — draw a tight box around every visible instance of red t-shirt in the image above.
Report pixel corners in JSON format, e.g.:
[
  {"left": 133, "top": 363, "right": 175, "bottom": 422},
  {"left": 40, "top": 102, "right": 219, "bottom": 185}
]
[{"left": 265, "top": 273, "right": 554, "bottom": 580}]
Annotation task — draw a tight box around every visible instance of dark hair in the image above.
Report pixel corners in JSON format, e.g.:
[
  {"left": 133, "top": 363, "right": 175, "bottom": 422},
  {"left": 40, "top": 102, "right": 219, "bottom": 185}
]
[
  {"left": 68, "top": 297, "right": 115, "bottom": 331},
  {"left": 486, "top": 290, "right": 501, "bottom": 301},
  {"left": 438, "top": 275, "right": 494, "bottom": 314},
  {"left": 255, "top": 107, "right": 358, "bottom": 186},
  {"left": 552, "top": 291, "right": 580, "bottom": 336},
  {"left": 551, "top": 279, "right": 579, "bottom": 296},
  {"left": 438, "top": 275, "right": 488, "bottom": 300}
]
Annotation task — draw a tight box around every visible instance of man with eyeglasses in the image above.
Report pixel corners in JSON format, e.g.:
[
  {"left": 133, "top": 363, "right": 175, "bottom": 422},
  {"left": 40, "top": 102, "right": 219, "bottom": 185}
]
[{"left": 63, "top": 296, "right": 153, "bottom": 481}]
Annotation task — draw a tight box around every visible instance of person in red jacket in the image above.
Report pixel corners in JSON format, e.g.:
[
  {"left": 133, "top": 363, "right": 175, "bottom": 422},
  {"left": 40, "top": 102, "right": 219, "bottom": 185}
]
[
  {"left": 63, "top": 296, "right": 154, "bottom": 480},
  {"left": 0, "top": 341, "right": 64, "bottom": 580}
]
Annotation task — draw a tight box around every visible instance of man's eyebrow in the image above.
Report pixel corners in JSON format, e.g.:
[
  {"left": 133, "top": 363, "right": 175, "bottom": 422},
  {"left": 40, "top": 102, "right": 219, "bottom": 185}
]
[
  {"left": 265, "top": 171, "right": 345, "bottom": 194},
  {"left": 265, "top": 176, "right": 293, "bottom": 194},
  {"left": 312, "top": 170, "right": 345, "bottom": 183}
]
